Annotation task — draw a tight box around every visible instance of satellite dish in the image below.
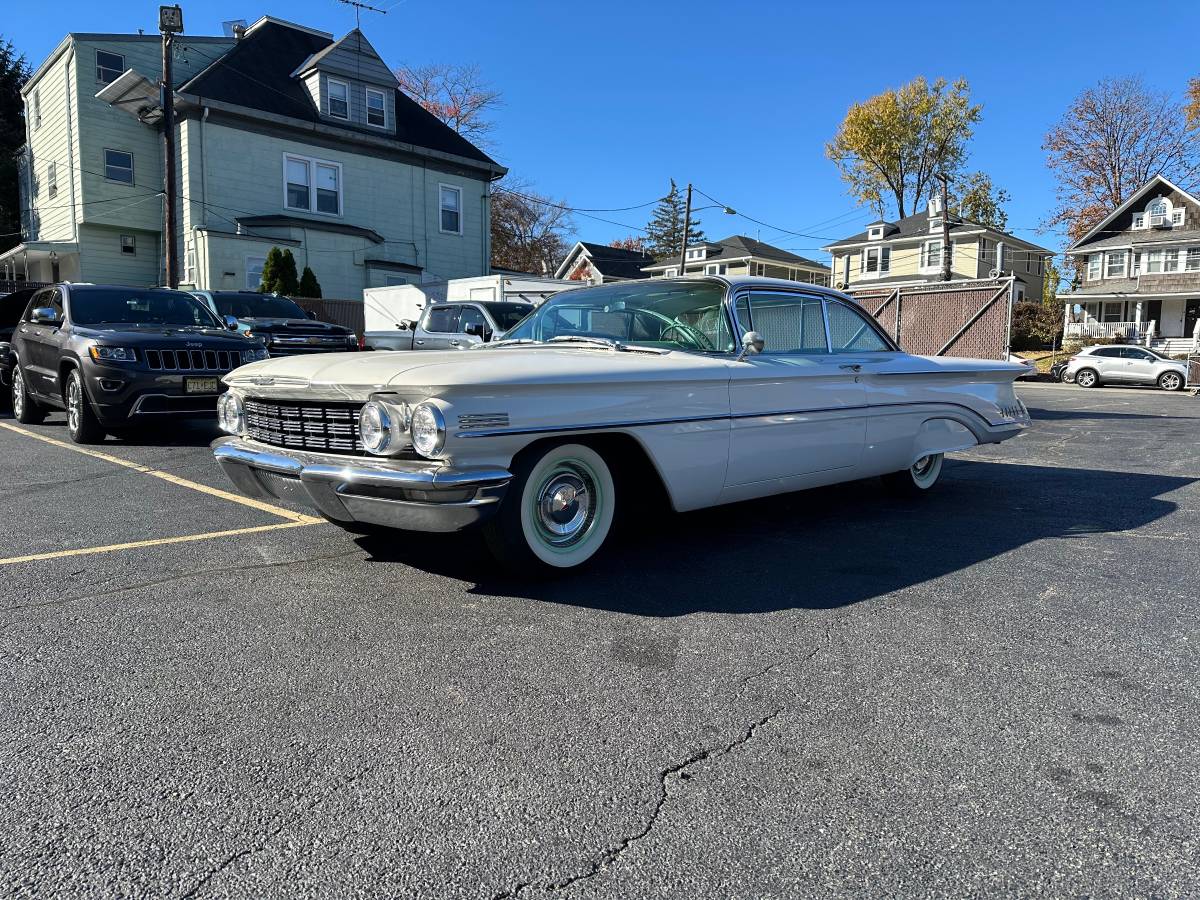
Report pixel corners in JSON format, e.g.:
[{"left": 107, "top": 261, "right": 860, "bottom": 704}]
[{"left": 222, "top": 19, "right": 248, "bottom": 37}]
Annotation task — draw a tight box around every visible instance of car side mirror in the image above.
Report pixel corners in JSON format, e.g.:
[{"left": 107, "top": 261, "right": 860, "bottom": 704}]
[
  {"left": 223, "top": 315, "right": 240, "bottom": 331},
  {"left": 31, "top": 307, "right": 61, "bottom": 326},
  {"left": 464, "top": 323, "right": 487, "bottom": 339},
  {"left": 306, "top": 310, "right": 317, "bottom": 320},
  {"left": 398, "top": 319, "right": 414, "bottom": 331},
  {"left": 736, "top": 330, "right": 764, "bottom": 361}
]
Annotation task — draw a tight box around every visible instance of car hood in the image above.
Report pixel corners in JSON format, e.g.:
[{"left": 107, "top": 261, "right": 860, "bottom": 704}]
[
  {"left": 238, "top": 317, "right": 351, "bottom": 335},
  {"left": 72, "top": 325, "right": 256, "bottom": 346},
  {"left": 225, "top": 346, "right": 733, "bottom": 400}
]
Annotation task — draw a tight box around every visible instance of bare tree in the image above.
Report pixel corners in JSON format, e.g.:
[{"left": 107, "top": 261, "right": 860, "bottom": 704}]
[
  {"left": 395, "top": 63, "right": 502, "bottom": 146},
  {"left": 490, "top": 179, "right": 574, "bottom": 275},
  {"left": 1043, "top": 77, "right": 1200, "bottom": 243}
]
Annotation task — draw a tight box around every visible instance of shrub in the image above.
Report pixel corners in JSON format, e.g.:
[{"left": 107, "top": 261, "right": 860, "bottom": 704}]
[
  {"left": 1010, "top": 301, "right": 1063, "bottom": 351},
  {"left": 298, "top": 266, "right": 322, "bottom": 299}
]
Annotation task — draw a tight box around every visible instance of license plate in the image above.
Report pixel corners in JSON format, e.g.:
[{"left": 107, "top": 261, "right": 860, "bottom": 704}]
[{"left": 185, "top": 377, "right": 220, "bottom": 394}]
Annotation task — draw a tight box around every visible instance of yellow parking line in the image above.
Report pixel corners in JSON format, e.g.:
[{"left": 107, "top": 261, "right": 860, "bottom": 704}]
[
  {"left": 0, "top": 422, "right": 321, "bottom": 524},
  {"left": 0, "top": 521, "right": 318, "bottom": 567}
]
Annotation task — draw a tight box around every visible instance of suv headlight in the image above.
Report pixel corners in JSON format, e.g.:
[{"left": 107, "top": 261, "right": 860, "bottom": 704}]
[
  {"left": 88, "top": 345, "right": 137, "bottom": 363},
  {"left": 241, "top": 348, "right": 269, "bottom": 364},
  {"left": 217, "top": 392, "right": 244, "bottom": 435},
  {"left": 410, "top": 402, "right": 445, "bottom": 458}
]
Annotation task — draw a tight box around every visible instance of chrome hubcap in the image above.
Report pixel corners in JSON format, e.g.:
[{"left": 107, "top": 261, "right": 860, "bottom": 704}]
[
  {"left": 67, "top": 377, "right": 81, "bottom": 433},
  {"left": 912, "top": 455, "right": 934, "bottom": 477},
  {"left": 534, "top": 465, "right": 596, "bottom": 547},
  {"left": 12, "top": 370, "right": 23, "bottom": 417},
  {"left": 1079, "top": 372, "right": 1094, "bottom": 386}
]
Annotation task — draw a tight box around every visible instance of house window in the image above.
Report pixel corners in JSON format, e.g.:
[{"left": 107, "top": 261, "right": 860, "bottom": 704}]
[
  {"left": 1148, "top": 199, "right": 1168, "bottom": 227},
  {"left": 704, "top": 263, "right": 727, "bottom": 275},
  {"left": 1172, "top": 209, "right": 1184, "bottom": 226},
  {"left": 383, "top": 274, "right": 410, "bottom": 286},
  {"left": 862, "top": 246, "right": 890, "bottom": 275},
  {"left": 1105, "top": 250, "right": 1127, "bottom": 277},
  {"left": 921, "top": 239, "right": 943, "bottom": 269},
  {"left": 103, "top": 149, "right": 134, "bottom": 184},
  {"left": 1132, "top": 252, "right": 1141, "bottom": 275},
  {"left": 1132, "top": 213, "right": 1145, "bottom": 229},
  {"left": 30, "top": 89, "right": 40, "bottom": 129},
  {"left": 1102, "top": 301, "right": 1124, "bottom": 323},
  {"left": 1144, "top": 250, "right": 1164, "bottom": 274},
  {"left": 663, "top": 267, "right": 678, "bottom": 277},
  {"left": 283, "top": 154, "right": 342, "bottom": 215},
  {"left": 246, "top": 255, "right": 266, "bottom": 291},
  {"left": 120, "top": 234, "right": 136, "bottom": 256},
  {"left": 686, "top": 248, "right": 705, "bottom": 260},
  {"left": 47, "top": 162, "right": 57, "bottom": 198},
  {"left": 327, "top": 79, "right": 349, "bottom": 119},
  {"left": 868, "top": 225, "right": 883, "bottom": 240},
  {"left": 366, "top": 88, "right": 386, "bottom": 127},
  {"left": 96, "top": 50, "right": 125, "bottom": 84},
  {"left": 1163, "top": 249, "right": 1179, "bottom": 272},
  {"left": 184, "top": 238, "right": 194, "bottom": 282},
  {"left": 1186, "top": 248, "right": 1200, "bottom": 272},
  {"left": 439, "top": 184, "right": 462, "bottom": 234},
  {"left": 1086, "top": 253, "right": 1101, "bottom": 280}
]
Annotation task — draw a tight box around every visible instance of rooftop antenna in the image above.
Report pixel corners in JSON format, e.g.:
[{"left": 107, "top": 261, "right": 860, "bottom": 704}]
[{"left": 335, "top": 0, "right": 386, "bottom": 29}]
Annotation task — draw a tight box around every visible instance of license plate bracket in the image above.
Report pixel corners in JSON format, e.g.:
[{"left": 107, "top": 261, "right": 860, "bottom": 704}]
[{"left": 185, "top": 377, "right": 220, "bottom": 394}]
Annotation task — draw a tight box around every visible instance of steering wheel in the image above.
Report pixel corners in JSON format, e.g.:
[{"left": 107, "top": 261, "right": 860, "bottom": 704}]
[{"left": 659, "top": 322, "right": 714, "bottom": 351}]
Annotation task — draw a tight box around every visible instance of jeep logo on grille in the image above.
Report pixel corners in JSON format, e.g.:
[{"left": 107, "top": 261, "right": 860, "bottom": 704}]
[{"left": 185, "top": 342, "right": 203, "bottom": 348}]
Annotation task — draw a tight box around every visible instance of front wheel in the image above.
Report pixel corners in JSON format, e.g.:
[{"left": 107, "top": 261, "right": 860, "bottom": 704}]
[
  {"left": 12, "top": 366, "right": 47, "bottom": 424},
  {"left": 882, "top": 453, "right": 944, "bottom": 496},
  {"left": 484, "top": 442, "right": 616, "bottom": 572},
  {"left": 1158, "top": 371, "right": 1184, "bottom": 392},
  {"left": 65, "top": 369, "right": 106, "bottom": 444},
  {"left": 1074, "top": 368, "right": 1099, "bottom": 388}
]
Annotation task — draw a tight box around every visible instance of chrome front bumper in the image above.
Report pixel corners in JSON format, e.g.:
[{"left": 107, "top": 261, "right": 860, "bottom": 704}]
[{"left": 212, "top": 436, "right": 510, "bottom": 532}]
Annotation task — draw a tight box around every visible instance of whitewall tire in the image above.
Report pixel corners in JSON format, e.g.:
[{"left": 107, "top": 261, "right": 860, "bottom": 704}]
[
  {"left": 485, "top": 442, "right": 616, "bottom": 571},
  {"left": 882, "top": 453, "right": 944, "bottom": 496}
]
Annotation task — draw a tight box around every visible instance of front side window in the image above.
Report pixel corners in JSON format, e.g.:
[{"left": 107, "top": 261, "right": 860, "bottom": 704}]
[
  {"left": 826, "top": 300, "right": 893, "bottom": 352},
  {"left": 284, "top": 155, "right": 341, "bottom": 215},
  {"left": 922, "top": 240, "right": 943, "bottom": 269},
  {"left": 1105, "top": 250, "right": 1127, "bottom": 277},
  {"left": 1186, "top": 248, "right": 1200, "bottom": 271},
  {"left": 500, "top": 280, "right": 732, "bottom": 353},
  {"left": 246, "top": 255, "right": 266, "bottom": 291},
  {"left": 739, "top": 291, "right": 827, "bottom": 354},
  {"left": 28, "top": 288, "right": 63, "bottom": 322},
  {"left": 104, "top": 149, "right": 134, "bottom": 184},
  {"left": 439, "top": 184, "right": 462, "bottom": 233},
  {"left": 1143, "top": 250, "right": 1163, "bottom": 274},
  {"left": 327, "top": 79, "right": 349, "bottom": 119},
  {"left": 68, "top": 288, "right": 220, "bottom": 327},
  {"left": 457, "top": 305, "right": 488, "bottom": 335},
  {"left": 1163, "top": 249, "right": 1179, "bottom": 272},
  {"left": 96, "top": 50, "right": 124, "bottom": 84},
  {"left": 863, "top": 246, "right": 890, "bottom": 274},
  {"left": 366, "top": 88, "right": 386, "bottom": 126}
]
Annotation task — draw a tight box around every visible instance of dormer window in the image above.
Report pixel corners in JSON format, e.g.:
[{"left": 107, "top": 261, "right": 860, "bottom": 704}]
[
  {"left": 929, "top": 217, "right": 942, "bottom": 231},
  {"left": 1148, "top": 199, "right": 1168, "bottom": 227},
  {"left": 327, "top": 78, "right": 349, "bottom": 119},
  {"left": 1132, "top": 213, "right": 1145, "bottom": 229},
  {"left": 1172, "top": 208, "right": 1184, "bottom": 226},
  {"left": 366, "top": 88, "right": 386, "bottom": 127},
  {"left": 685, "top": 248, "right": 706, "bottom": 261},
  {"left": 867, "top": 225, "right": 884, "bottom": 240}
]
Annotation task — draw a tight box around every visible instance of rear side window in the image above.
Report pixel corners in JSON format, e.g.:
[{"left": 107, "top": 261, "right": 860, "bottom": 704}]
[
  {"left": 826, "top": 300, "right": 893, "bottom": 352},
  {"left": 1093, "top": 348, "right": 1122, "bottom": 358}
]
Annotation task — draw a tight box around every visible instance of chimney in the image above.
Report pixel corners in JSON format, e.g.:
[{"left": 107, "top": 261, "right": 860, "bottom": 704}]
[
  {"left": 232, "top": 23, "right": 246, "bottom": 40},
  {"left": 928, "top": 194, "right": 943, "bottom": 217}
]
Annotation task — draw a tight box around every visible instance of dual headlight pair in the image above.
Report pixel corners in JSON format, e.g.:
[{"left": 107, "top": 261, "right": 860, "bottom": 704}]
[{"left": 359, "top": 399, "right": 445, "bottom": 458}]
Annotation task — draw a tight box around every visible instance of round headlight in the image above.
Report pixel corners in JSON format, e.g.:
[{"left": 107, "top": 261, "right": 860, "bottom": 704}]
[
  {"left": 217, "top": 392, "right": 243, "bottom": 435},
  {"left": 410, "top": 402, "right": 445, "bottom": 458},
  {"left": 359, "top": 401, "right": 393, "bottom": 455}
]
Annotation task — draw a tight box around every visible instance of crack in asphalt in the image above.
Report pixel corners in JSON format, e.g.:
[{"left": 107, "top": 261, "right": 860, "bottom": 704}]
[
  {"left": 1, "top": 549, "right": 360, "bottom": 616},
  {"left": 491, "top": 707, "right": 785, "bottom": 899},
  {"left": 180, "top": 763, "right": 374, "bottom": 899}
]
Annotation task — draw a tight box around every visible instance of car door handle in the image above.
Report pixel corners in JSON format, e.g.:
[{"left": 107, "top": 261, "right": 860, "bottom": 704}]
[
  {"left": 415, "top": 339, "right": 424, "bottom": 345},
  {"left": 839, "top": 364, "right": 862, "bottom": 372},
  {"left": 448, "top": 340, "right": 460, "bottom": 346}
]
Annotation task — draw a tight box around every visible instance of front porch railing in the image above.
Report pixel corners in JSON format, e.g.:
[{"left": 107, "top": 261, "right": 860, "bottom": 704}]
[{"left": 1064, "top": 321, "right": 1145, "bottom": 341}]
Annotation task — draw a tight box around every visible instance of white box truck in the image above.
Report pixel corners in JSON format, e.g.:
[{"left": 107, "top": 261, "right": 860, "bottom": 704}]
[{"left": 363, "top": 275, "right": 581, "bottom": 351}]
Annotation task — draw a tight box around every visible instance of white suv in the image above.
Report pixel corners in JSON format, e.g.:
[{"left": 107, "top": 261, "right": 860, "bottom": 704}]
[{"left": 1065, "top": 345, "right": 1187, "bottom": 391}]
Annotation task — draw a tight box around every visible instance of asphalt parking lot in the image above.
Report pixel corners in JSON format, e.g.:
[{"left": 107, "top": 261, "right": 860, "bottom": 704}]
[{"left": 2, "top": 381, "right": 1199, "bottom": 898}]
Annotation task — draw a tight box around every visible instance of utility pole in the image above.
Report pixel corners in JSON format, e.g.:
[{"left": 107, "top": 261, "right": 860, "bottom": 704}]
[
  {"left": 159, "top": 5, "right": 184, "bottom": 288},
  {"left": 938, "top": 172, "right": 952, "bottom": 282},
  {"left": 677, "top": 182, "right": 693, "bottom": 275}
]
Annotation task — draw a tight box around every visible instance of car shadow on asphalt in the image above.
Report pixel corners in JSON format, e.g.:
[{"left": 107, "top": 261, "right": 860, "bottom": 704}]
[
  {"left": 354, "top": 460, "right": 1192, "bottom": 617},
  {"left": 1030, "top": 408, "right": 1194, "bottom": 422}
]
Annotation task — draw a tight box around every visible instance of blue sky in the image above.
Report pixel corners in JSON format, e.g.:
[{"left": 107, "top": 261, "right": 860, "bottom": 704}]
[{"left": 8, "top": 0, "right": 1200, "bottom": 260}]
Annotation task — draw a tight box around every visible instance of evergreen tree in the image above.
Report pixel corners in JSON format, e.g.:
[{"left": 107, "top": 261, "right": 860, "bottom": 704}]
[
  {"left": 0, "top": 38, "right": 31, "bottom": 255},
  {"left": 298, "top": 266, "right": 322, "bottom": 298},
  {"left": 644, "top": 179, "right": 705, "bottom": 259},
  {"left": 277, "top": 250, "right": 300, "bottom": 295},
  {"left": 258, "top": 247, "right": 285, "bottom": 293}
]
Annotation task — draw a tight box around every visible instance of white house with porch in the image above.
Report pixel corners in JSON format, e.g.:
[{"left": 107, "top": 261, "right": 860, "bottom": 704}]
[{"left": 1059, "top": 175, "right": 1200, "bottom": 354}]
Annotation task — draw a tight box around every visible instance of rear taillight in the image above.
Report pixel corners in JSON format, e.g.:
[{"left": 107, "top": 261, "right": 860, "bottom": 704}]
[{"left": 357, "top": 333, "right": 365, "bottom": 350}]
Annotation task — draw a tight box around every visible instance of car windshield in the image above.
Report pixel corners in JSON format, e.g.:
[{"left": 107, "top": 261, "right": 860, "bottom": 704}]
[
  {"left": 212, "top": 293, "right": 307, "bottom": 319},
  {"left": 70, "top": 288, "right": 223, "bottom": 328},
  {"left": 498, "top": 280, "right": 732, "bottom": 352},
  {"left": 481, "top": 302, "right": 535, "bottom": 331}
]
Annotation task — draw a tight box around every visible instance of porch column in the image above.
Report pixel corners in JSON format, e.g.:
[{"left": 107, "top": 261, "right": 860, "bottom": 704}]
[{"left": 1134, "top": 300, "right": 1143, "bottom": 338}]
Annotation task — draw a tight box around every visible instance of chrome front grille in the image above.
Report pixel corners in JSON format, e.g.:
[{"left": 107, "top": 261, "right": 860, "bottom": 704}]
[
  {"left": 244, "top": 398, "right": 364, "bottom": 454},
  {"left": 145, "top": 348, "right": 239, "bottom": 372}
]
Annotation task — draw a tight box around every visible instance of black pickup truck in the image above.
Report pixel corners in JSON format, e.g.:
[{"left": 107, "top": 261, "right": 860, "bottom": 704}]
[
  {"left": 189, "top": 290, "right": 359, "bottom": 355},
  {"left": 10, "top": 283, "right": 267, "bottom": 443}
]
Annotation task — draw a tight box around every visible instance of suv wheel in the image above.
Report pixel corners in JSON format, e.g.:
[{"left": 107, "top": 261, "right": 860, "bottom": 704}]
[
  {"left": 12, "top": 365, "right": 47, "bottom": 424},
  {"left": 1075, "top": 368, "right": 1099, "bottom": 388},
  {"left": 1158, "top": 370, "right": 1184, "bottom": 392},
  {"left": 64, "top": 369, "right": 106, "bottom": 444}
]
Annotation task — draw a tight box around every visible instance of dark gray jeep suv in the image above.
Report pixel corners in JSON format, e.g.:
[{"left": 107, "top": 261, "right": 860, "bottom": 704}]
[{"left": 11, "top": 284, "right": 267, "bottom": 443}]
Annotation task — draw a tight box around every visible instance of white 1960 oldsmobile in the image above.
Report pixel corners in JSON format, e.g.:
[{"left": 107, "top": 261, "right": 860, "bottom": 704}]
[{"left": 212, "top": 277, "right": 1030, "bottom": 570}]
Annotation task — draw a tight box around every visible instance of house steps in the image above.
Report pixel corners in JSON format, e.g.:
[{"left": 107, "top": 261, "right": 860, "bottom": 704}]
[{"left": 1149, "top": 337, "right": 1198, "bottom": 355}]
